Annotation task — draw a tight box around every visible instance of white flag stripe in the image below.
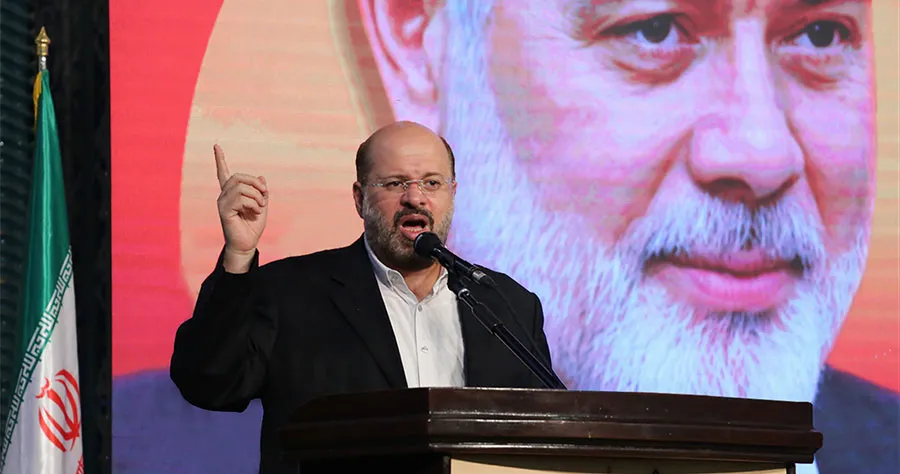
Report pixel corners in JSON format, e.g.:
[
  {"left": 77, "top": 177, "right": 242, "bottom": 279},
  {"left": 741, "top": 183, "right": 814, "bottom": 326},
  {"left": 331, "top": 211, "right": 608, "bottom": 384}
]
[{"left": 1, "top": 250, "right": 83, "bottom": 474}]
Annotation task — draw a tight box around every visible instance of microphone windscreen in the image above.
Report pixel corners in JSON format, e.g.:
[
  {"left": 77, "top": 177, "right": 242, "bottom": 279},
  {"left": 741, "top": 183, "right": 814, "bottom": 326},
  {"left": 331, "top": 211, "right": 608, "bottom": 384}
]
[{"left": 413, "top": 232, "right": 442, "bottom": 258}]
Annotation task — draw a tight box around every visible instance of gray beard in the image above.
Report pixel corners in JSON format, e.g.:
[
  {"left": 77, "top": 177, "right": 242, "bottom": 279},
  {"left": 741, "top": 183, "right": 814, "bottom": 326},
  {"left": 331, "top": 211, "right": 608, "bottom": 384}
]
[
  {"left": 427, "top": 3, "right": 869, "bottom": 403},
  {"left": 361, "top": 193, "right": 454, "bottom": 271}
]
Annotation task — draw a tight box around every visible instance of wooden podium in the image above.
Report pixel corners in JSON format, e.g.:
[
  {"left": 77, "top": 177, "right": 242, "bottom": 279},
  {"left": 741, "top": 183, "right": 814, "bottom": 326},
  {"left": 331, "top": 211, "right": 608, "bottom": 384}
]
[{"left": 279, "top": 388, "right": 822, "bottom": 474}]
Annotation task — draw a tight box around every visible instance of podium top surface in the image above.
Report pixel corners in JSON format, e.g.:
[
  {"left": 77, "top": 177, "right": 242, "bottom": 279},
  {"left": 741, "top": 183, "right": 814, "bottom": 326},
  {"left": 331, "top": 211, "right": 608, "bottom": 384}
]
[{"left": 280, "top": 388, "right": 822, "bottom": 465}]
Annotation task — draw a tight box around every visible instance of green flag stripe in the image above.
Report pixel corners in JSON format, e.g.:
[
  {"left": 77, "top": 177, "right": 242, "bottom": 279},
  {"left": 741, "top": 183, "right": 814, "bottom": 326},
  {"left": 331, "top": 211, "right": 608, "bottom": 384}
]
[{"left": 22, "top": 71, "right": 71, "bottom": 346}]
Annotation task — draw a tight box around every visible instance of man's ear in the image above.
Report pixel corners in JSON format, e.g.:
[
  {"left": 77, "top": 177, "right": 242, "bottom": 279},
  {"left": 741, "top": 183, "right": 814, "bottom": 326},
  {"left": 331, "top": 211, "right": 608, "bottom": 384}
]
[
  {"left": 357, "top": 0, "right": 446, "bottom": 131},
  {"left": 353, "top": 182, "right": 365, "bottom": 218}
]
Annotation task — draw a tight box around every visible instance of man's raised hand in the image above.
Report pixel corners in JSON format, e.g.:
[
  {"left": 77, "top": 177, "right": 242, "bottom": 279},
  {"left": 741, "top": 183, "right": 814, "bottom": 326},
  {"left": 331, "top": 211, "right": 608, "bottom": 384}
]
[{"left": 214, "top": 144, "right": 268, "bottom": 273}]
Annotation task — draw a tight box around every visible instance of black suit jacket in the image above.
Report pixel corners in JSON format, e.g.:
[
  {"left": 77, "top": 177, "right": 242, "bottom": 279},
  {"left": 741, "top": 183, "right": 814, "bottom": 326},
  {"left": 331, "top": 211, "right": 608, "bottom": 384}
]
[{"left": 169, "top": 236, "right": 556, "bottom": 474}]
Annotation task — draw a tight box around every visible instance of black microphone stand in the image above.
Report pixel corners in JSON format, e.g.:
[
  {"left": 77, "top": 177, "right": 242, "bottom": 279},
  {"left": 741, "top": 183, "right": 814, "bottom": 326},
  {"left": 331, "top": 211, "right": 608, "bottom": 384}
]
[{"left": 448, "top": 275, "right": 566, "bottom": 390}]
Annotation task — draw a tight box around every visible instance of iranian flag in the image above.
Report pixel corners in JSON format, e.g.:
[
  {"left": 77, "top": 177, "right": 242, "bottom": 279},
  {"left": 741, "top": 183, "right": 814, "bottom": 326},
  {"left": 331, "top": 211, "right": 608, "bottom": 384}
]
[{"left": 0, "top": 69, "right": 83, "bottom": 474}]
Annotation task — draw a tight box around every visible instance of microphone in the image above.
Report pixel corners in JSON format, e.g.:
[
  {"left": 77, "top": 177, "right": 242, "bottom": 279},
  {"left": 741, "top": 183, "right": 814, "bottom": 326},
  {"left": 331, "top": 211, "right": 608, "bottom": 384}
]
[
  {"left": 413, "top": 232, "right": 496, "bottom": 288},
  {"left": 414, "top": 232, "right": 567, "bottom": 390}
]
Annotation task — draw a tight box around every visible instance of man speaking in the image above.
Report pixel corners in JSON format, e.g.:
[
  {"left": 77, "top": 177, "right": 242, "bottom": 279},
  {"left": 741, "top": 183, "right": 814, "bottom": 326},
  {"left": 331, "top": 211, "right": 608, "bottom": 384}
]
[{"left": 168, "top": 121, "right": 558, "bottom": 474}]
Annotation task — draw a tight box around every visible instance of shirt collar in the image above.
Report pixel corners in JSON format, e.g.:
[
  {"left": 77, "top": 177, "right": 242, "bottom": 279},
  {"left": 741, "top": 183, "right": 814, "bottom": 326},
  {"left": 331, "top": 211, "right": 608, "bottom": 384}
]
[{"left": 364, "top": 236, "right": 449, "bottom": 293}]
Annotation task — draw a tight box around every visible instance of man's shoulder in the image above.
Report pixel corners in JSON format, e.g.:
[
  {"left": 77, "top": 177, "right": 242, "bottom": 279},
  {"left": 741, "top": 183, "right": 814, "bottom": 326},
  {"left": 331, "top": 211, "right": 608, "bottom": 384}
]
[
  {"left": 815, "top": 364, "right": 899, "bottom": 420},
  {"left": 814, "top": 365, "right": 899, "bottom": 474},
  {"left": 257, "top": 237, "right": 364, "bottom": 276},
  {"left": 477, "top": 265, "right": 534, "bottom": 296}
]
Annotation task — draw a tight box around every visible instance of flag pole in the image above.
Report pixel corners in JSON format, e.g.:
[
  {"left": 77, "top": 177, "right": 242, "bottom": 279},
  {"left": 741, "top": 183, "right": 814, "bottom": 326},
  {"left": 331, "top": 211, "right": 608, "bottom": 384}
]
[{"left": 36, "top": 27, "right": 50, "bottom": 72}]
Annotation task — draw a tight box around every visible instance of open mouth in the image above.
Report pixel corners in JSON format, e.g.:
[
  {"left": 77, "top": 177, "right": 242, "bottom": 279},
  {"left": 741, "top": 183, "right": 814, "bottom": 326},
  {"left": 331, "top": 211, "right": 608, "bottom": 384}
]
[{"left": 396, "top": 213, "right": 432, "bottom": 240}]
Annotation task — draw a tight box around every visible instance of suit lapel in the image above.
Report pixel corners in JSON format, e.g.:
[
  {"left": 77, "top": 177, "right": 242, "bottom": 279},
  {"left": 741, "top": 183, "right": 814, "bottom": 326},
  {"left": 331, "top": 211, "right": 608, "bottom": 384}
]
[{"left": 328, "top": 236, "right": 408, "bottom": 389}]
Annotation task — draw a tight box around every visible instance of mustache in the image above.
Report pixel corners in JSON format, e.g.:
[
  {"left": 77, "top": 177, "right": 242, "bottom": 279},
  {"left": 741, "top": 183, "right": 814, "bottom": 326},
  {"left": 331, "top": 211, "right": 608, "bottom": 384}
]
[
  {"left": 625, "top": 196, "right": 826, "bottom": 271},
  {"left": 393, "top": 207, "right": 435, "bottom": 228}
]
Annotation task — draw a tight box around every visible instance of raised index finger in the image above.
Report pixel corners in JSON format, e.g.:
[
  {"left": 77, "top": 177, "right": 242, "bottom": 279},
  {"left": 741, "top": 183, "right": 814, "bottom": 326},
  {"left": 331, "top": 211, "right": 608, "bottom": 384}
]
[{"left": 214, "top": 144, "right": 231, "bottom": 189}]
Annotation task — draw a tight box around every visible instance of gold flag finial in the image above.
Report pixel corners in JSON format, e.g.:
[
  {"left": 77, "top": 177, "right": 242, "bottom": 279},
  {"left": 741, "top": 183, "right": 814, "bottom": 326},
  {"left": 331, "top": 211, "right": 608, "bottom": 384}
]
[{"left": 35, "top": 27, "right": 50, "bottom": 71}]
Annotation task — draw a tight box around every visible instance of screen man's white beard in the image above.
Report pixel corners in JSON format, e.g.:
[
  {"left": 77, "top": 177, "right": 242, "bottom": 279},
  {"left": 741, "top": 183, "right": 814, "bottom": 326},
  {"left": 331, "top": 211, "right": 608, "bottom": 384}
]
[{"left": 434, "top": 4, "right": 869, "bottom": 403}]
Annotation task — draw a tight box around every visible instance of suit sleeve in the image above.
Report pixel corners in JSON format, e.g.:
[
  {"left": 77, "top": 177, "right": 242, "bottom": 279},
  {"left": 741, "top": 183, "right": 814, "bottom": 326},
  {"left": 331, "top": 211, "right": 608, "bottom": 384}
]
[{"left": 169, "top": 248, "right": 277, "bottom": 412}]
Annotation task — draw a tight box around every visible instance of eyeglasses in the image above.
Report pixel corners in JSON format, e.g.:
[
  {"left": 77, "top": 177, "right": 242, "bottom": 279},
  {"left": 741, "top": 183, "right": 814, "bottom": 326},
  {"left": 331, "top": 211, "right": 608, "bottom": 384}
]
[{"left": 368, "top": 177, "right": 455, "bottom": 194}]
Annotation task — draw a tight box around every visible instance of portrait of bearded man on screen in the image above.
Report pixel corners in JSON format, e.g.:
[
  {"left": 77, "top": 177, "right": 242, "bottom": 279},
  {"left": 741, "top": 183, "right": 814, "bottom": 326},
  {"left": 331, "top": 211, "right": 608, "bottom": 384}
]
[{"left": 356, "top": 0, "right": 894, "bottom": 472}]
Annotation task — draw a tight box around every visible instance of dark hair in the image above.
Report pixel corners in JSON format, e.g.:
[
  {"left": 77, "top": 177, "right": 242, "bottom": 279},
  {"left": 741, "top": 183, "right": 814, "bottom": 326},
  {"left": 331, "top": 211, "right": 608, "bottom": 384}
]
[{"left": 355, "top": 135, "right": 456, "bottom": 184}]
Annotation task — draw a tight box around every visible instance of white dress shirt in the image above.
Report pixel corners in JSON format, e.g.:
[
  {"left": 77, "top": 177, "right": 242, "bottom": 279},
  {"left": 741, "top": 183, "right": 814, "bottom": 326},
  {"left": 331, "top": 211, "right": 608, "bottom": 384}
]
[{"left": 364, "top": 238, "right": 466, "bottom": 388}]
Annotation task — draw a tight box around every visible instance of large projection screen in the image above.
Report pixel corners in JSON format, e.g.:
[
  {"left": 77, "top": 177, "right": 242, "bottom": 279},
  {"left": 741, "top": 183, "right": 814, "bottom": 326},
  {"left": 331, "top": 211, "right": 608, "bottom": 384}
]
[{"left": 109, "top": 1, "right": 899, "bottom": 473}]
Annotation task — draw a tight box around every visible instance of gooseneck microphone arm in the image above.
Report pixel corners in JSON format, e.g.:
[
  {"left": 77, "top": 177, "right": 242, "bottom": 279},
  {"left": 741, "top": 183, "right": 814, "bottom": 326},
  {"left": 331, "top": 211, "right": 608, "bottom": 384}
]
[
  {"left": 449, "top": 275, "right": 566, "bottom": 390},
  {"left": 414, "top": 232, "right": 567, "bottom": 390}
]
